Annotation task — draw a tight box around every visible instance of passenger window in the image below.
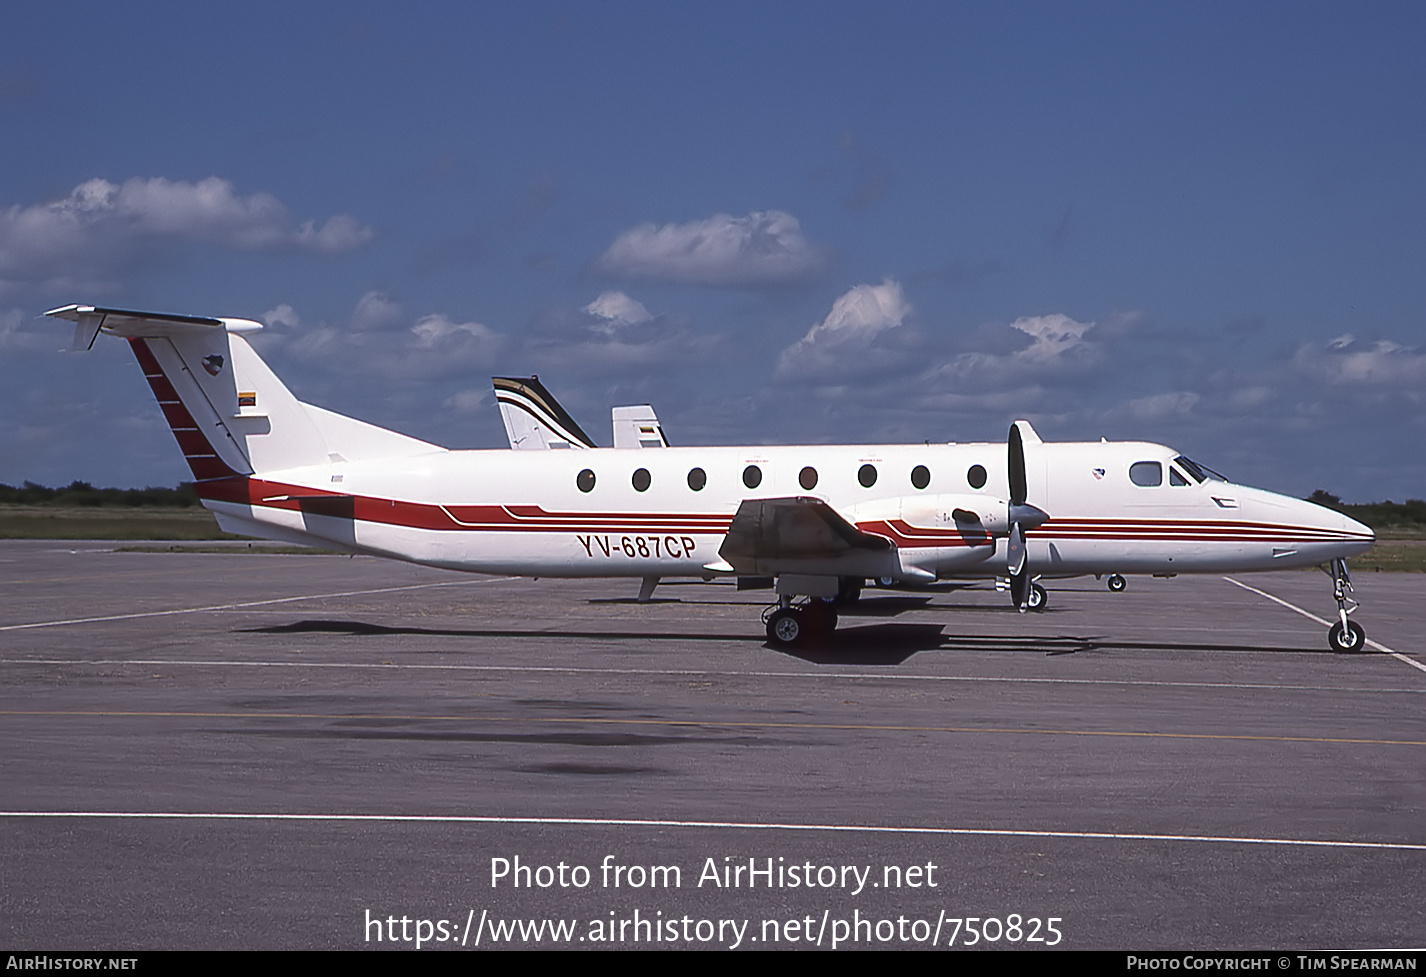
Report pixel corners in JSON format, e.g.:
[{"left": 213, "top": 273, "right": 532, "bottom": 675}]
[
  {"left": 743, "top": 465, "right": 762, "bottom": 489},
  {"left": 687, "top": 467, "right": 706, "bottom": 491},
  {"left": 967, "top": 464, "right": 987, "bottom": 489},
  {"left": 799, "top": 466, "right": 818, "bottom": 490},
  {"left": 1169, "top": 467, "right": 1188, "bottom": 487},
  {"left": 1129, "top": 461, "right": 1162, "bottom": 487},
  {"left": 632, "top": 468, "right": 651, "bottom": 492},
  {"left": 858, "top": 463, "right": 877, "bottom": 488},
  {"left": 577, "top": 469, "right": 596, "bottom": 493},
  {"left": 911, "top": 465, "right": 931, "bottom": 490}
]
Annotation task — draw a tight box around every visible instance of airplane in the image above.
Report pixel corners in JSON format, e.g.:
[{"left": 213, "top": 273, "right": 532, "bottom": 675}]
[
  {"left": 493, "top": 376, "right": 669, "bottom": 450},
  {"left": 47, "top": 303, "right": 1377, "bottom": 652}
]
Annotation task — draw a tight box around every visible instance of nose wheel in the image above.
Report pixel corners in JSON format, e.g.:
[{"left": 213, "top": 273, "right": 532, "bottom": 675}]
[
  {"left": 1328, "top": 620, "right": 1366, "bottom": 653},
  {"left": 1026, "top": 582, "right": 1048, "bottom": 611},
  {"left": 1106, "top": 573, "right": 1127, "bottom": 593}
]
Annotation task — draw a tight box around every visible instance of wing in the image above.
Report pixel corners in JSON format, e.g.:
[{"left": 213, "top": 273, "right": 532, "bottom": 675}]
[{"left": 716, "top": 496, "right": 896, "bottom": 578}]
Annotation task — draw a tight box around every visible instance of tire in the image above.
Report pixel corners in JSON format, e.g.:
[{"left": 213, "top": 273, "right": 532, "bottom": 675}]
[
  {"left": 1328, "top": 620, "right": 1366, "bottom": 653},
  {"left": 766, "top": 608, "right": 804, "bottom": 647},
  {"left": 1107, "top": 574, "right": 1127, "bottom": 593},
  {"left": 1028, "top": 583, "right": 1048, "bottom": 612}
]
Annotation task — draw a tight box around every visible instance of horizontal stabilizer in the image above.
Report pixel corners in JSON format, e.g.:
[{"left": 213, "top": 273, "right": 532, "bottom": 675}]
[{"left": 46, "top": 304, "right": 261, "bottom": 340}]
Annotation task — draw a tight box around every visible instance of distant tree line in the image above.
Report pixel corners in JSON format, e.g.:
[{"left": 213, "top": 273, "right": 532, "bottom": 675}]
[
  {"left": 1307, "top": 490, "right": 1426, "bottom": 530},
  {"left": 0, "top": 481, "right": 200, "bottom": 508}
]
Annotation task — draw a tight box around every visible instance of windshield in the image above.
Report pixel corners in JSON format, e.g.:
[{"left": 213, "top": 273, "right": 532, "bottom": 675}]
[{"left": 1174, "top": 455, "right": 1227, "bottom": 483}]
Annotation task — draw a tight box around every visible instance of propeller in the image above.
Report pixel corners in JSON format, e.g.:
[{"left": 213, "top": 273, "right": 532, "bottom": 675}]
[{"left": 1006, "top": 421, "right": 1050, "bottom": 611}]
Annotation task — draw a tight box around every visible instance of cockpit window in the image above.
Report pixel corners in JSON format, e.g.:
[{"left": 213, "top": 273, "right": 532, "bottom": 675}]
[
  {"left": 1174, "top": 456, "right": 1226, "bottom": 483},
  {"left": 1130, "top": 461, "right": 1162, "bottom": 487}
]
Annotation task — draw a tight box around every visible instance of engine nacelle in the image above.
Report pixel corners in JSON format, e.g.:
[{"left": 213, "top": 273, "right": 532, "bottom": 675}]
[{"left": 846, "top": 493, "right": 1011, "bottom": 536}]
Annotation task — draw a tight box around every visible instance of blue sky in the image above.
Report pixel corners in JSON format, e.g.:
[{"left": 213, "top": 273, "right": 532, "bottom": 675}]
[{"left": 2, "top": 2, "right": 1423, "bottom": 501}]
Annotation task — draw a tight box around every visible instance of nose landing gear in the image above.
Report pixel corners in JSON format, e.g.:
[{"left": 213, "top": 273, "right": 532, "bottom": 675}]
[{"left": 1326, "top": 558, "right": 1367, "bottom": 653}]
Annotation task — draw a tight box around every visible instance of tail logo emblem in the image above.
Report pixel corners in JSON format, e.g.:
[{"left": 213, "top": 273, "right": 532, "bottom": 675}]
[{"left": 202, "top": 355, "right": 225, "bottom": 376}]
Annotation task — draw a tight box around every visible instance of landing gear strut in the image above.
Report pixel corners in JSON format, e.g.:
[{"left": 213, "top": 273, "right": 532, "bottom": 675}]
[{"left": 1326, "top": 558, "right": 1366, "bottom": 653}]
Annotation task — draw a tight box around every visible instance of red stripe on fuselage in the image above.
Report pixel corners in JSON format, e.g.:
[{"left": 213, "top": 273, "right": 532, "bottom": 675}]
[
  {"left": 129, "top": 338, "right": 244, "bottom": 483},
  {"left": 854, "top": 519, "right": 992, "bottom": 548},
  {"left": 193, "top": 476, "right": 1366, "bottom": 546}
]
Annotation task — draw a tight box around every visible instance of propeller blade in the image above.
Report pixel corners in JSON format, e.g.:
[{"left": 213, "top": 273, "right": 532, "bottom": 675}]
[
  {"left": 1008, "top": 520, "right": 1030, "bottom": 610},
  {"left": 1007, "top": 522, "right": 1026, "bottom": 578},
  {"left": 1009, "top": 570, "right": 1030, "bottom": 611},
  {"left": 1008, "top": 423, "right": 1026, "bottom": 507}
]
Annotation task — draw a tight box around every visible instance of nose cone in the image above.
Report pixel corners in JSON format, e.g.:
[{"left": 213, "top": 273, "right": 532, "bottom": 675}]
[{"left": 1303, "top": 497, "right": 1375, "bottom": 558}]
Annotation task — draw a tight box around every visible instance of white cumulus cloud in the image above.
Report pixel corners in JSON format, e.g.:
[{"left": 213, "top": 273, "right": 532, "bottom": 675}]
[
  {"left": 410, "top": 313, "right": 501, "bottom": 351},
  {"left": 777, "top": 279, "right": 912, "bottom": 378},
  {"left": 582, "top": 290, "right": 652, "bottom": 332},
  {"left": 0, "top": 177, "right": 374, "bottom": 295},
  {"left": 1117, "top": 391, "right": 1201, "bottom": 421},
  {"left": 1293, "top": 335, "right": 1426, "bottom": 387},
  {"left": 1006, "top": 314, "right": 1095, "bottom": 364},
  {"left": 927, "top": 313, "right": 1101, "bottom": 391},
  {"left": 271, "top": 293, "right": 506, "bottom": 382},
  {"left": 594, "top": 210, "right": 824, "bottom": 287}
]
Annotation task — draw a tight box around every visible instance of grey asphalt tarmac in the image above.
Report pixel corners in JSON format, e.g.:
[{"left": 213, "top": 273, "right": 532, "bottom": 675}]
[{"left": 1, "top": 539, "right": 1423, "bottom": 951}]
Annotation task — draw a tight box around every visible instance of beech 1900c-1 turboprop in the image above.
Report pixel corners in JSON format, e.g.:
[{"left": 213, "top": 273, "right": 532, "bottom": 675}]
[{"left": 48, "top": 304, "right": 1377, "bottom": 652}]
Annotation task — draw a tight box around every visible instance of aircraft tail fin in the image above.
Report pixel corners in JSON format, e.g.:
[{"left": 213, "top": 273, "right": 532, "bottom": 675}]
[
  {"left": 611, "top": 405, "right": 669, "bottom": 448},
  {"left": 46, "top": 305, "right": 443, "bottom": 482},
  {"left": 493, "top": 375, "right": 596, "bottom": 449}
]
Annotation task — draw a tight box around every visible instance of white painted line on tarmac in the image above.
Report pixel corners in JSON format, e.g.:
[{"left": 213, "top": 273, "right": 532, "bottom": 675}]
[
  {"left": 0, "top": 577, "right": 509, "bottom": 633},
  {"left": 1223, "top": 577, "right": 1426, "bottom": 674},
  {"left": 4, "top": 657, "right": 1422, "bottom": 695},
  {"left": 2, "top": 810, "right": 1424, "bottom": 852}
]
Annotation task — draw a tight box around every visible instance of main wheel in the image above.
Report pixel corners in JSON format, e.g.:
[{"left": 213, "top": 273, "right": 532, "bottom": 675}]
[
  {"left": 766, "top": 608, "right": 805, "bottom": 647},
  {"left": 1027, "top": 582, "right": 1048, "bottom": 612},
  {"left": 1107, "top": 574, "right": 1127, "bottom": 593},
  {"left": 1328, "top": 620, "right": 1366, "bottom": 653}
]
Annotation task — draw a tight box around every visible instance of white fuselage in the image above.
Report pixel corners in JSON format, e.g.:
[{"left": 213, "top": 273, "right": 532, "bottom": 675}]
[{"left": 205, "top": 439, "right": 1374, "bottom": 581}]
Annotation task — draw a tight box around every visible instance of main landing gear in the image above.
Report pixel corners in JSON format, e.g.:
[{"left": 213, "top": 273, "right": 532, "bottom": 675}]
[
  {"left": 1325, "top": 558, "right": 1367, "bottom": 653},
  {"left": 763, "top": 576, "right": 861, "bottom": 648},
  {"left": 764, "top": 599, "right": 837, "bottom": 648},
  {"left": 1106, "top": 573, "right": 1127, "bottom": 593}
]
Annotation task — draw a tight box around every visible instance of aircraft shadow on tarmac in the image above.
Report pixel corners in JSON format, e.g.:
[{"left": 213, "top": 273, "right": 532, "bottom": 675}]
[{"left": 244, "top": 615, "right": 1347, "bottom": 664}]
